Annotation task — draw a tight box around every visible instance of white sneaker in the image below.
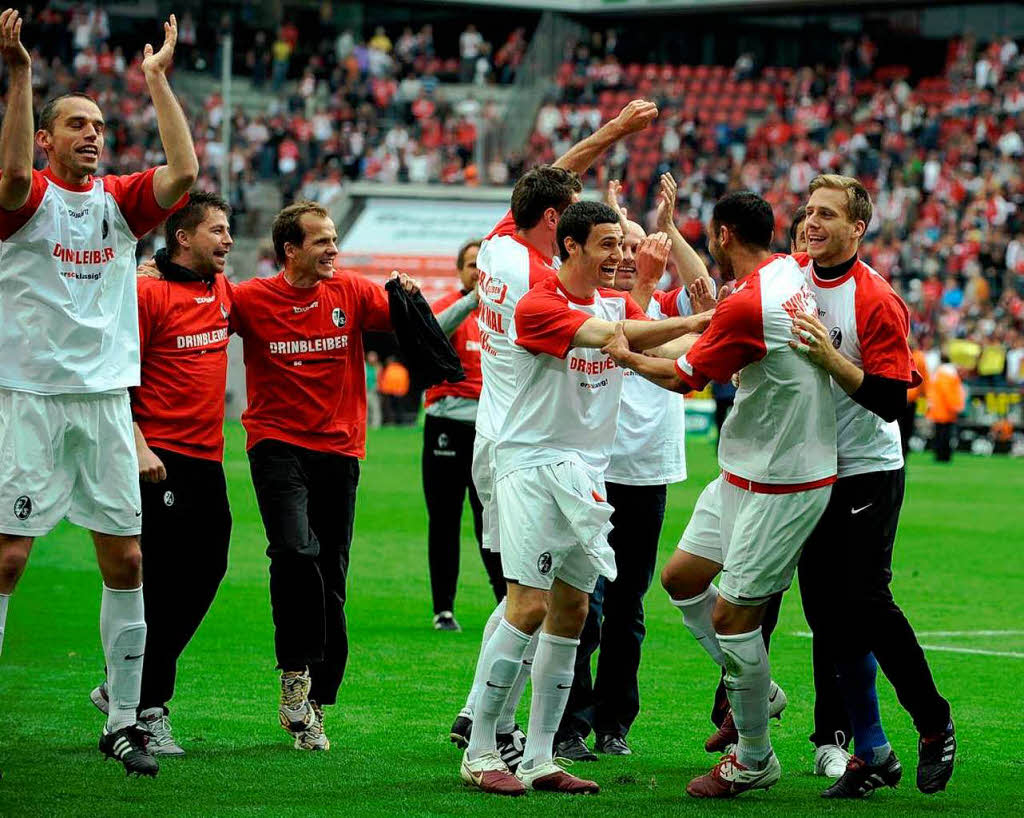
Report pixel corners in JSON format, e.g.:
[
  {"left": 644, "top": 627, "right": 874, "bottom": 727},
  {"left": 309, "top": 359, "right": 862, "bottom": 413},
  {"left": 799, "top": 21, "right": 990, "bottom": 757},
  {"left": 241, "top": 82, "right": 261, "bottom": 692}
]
[
  {"left": 768, "top": 680, "right": 788, "bottom": 719},
  {"left": 138, "top": 707, "right": 186, "bottom": 756},
  {"left": 294, "top": 701, "right": 330, "bottom": 751},
  {"left": 278, "top": 669, "right": 315, "bottom": 734},
  {"left": 460, "top": 749, "right": 526, "bottom": 795},
  {"left": 815, "top": 743, "right": 852, "bottom": 778},
  {"left": 516, "top": 758, "right": 600, "bottom": 794}
]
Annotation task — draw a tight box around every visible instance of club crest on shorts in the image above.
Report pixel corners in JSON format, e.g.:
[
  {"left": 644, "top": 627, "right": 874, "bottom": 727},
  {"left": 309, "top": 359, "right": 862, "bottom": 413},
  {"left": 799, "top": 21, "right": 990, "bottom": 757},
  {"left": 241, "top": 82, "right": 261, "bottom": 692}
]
[
  {"left": 537, "top": 552, "right": 553, "bottom": 575},
  {"left": 13, "top": 495, "right": 32, "bottom": 520},
  {"left": 437, "top": 433, "right": 449, "bottom": 449},
  {"left": 163, "top": 491, "right": 175, "bottom": 507},
  {"left": 331, "top": 308, "right": 347, "bottom": 328},
  {"left": 829, "top": 327, "right": 842, "bottom": 349}
]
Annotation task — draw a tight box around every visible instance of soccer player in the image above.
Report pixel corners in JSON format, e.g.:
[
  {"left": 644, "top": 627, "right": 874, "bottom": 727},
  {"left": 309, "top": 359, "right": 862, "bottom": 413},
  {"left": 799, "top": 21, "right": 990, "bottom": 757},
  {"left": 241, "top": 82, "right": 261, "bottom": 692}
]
[
  {"left": 605, "top": 192, "right": 837, "bottom": 798},
  {"left": 422, "top": 239, "right": 504, "bottom": 632},
  {"left": 789, "top": 174, "right": 955, "bottom": 797},
  {"left": 554, "top": 180, "right": 711, "bottom": 761},
  {"left": 449, "top": 99, "right": 658, "bottom": 763},
  {"left": 230, "top": 201, "right": 419, "bottom": 751},
  {"left": 704, "top": 200, "right": 852, "bottom": 781},
  {"left": 89, "top": 193, "right": 234, "bottom": 755},
  {"left": 0, "top": 11, "right": 195, "bottom": 776},
  {"left": 460, "top": 201, "right": 710, "bottom": 796}
]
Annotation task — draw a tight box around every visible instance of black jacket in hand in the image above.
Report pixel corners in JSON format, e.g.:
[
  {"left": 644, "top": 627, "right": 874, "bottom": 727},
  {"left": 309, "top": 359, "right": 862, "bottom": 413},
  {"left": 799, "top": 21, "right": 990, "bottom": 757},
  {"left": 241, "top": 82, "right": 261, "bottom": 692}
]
[{"left": 385, "top": 278, "right": 465, "bottom": 389}]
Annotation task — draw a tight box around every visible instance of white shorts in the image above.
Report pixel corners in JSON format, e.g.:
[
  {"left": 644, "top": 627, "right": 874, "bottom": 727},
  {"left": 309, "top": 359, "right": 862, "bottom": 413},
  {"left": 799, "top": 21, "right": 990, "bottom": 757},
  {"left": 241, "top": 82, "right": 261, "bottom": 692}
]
[
  {"left": 679, "top": 474, "right": 831, "bottom": 605},
  {"left": 0, "top": 389, "right": 142, "bottom": 538},
  {"left": 472, "top": 434, "right": 500, "bottom": 553},
  {"left": 495, "top": 460, "right": 616, "bottom": 593}
]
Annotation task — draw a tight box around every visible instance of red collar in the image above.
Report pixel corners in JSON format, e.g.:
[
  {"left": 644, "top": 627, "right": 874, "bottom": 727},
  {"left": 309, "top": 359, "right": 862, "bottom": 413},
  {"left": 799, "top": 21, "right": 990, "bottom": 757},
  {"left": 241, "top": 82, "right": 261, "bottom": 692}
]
[{"left": 42, "top": 166, "right": 94, "bottom": 192}]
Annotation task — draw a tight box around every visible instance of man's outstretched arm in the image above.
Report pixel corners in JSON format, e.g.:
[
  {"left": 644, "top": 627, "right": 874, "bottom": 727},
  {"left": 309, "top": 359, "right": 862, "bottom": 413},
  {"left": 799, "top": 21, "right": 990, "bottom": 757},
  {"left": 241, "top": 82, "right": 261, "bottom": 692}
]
[
  {"left": 0, "top": 9, "right": 35, "bottom": 211},
  {"left": 552, "top": 99, "right": 657, "bottom": 176}
]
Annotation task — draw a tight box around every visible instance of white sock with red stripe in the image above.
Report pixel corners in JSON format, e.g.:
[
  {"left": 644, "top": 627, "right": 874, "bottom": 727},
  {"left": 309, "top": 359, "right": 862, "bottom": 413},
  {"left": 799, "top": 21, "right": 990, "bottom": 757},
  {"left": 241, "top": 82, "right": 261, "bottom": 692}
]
[
  {"left": 672, "top": 585, "right": 725, "bottom": 667},
  {"left": 497, "top": 630, "right": 538, "bottom": 733},
  {"left": 719, "top": 628, "right": 773, "bottom": 768},
  {"left": 466, "top": 618, "right": 531, "bottom": 762},
  {"left": 520, "top": 632, "right": 579, "bottom": 771},
  {"left": 100, "top": 584, "right": 147, "bottom": 732},
  {"left": 463, "top": 598, "right": 507, "bottom": 715},
  {"left": 0, "top": 593, "right": 9, "bottom": 657}
]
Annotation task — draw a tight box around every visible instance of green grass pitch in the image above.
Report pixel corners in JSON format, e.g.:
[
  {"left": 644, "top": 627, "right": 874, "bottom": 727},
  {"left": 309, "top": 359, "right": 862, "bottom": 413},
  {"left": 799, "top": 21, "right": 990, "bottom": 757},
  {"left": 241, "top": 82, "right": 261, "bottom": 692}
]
[{"left": 1, "top": 423, "right": 1022, "bottom": 816}]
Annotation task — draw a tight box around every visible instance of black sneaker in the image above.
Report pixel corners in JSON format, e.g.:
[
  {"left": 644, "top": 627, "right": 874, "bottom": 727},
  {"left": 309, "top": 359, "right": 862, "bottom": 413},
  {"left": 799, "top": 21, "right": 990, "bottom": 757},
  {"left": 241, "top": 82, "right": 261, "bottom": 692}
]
[
  {"left": 497, "top": 724, "right": 527, "bottom": 772},
  {"left": 99, "top": 724, "right": 159, "bottom": 777},
  {"left": 554, "top": 734, "right": 598, "bottom": 762},
  {"left": 450, "top": 710, "right": 472, "bottom": 748},
  {"left": 433, "top": 611, "right": 461, "bottom": 632},
  {"left": 596, "top": 734, "right": 632, "bottom": 755},
  {"left": 822, "top": 751, "right": 902, "bottom": 798},
  {"left": 917, "top": 721, "right": 956, "bottom": 794}
]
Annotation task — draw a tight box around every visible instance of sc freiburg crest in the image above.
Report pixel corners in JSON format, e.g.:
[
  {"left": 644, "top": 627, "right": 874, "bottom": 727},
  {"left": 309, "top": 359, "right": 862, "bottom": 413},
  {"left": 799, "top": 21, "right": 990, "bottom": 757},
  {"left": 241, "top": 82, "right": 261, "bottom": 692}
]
[{"left": 332, "top": 308, "right": 347, "bottom": 328}]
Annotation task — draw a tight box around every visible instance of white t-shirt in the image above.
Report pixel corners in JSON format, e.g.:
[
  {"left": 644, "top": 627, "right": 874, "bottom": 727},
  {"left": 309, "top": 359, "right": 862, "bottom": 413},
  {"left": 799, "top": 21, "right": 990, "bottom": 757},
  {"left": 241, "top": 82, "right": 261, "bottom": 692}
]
[
  {"left": 794, "top": 254, "right": 922, "bottom": 478},
  {"left": 675, "top": 254, "right": 837, "bottom": 489},
  {"left": 474, "top": 210, "right": 558, "bottom": 442},
  {"left": 606, "top": 296, "right": 687, "bottom": 486},
  {"left": 0, "top": 167, "right": 182, "bottom": 394},
  {"left": 494, "top": 276, "right": 646, "bottom": 480}
]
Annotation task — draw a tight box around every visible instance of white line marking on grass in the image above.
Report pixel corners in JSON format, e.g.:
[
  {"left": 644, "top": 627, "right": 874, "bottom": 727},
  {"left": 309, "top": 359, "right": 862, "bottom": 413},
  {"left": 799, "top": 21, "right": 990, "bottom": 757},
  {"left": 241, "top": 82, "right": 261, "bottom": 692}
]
[{"left": 790, "top": 632, "right": 1024, "bottom": 659}]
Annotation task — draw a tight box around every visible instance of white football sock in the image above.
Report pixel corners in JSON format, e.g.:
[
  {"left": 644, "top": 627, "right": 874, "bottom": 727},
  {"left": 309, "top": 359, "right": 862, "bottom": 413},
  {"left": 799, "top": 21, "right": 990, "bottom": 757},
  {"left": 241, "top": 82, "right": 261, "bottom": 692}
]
[
  {"left": 719, "top": 628, "right": 772, "bottom": 768},
  {"left": 100, "top": 584, "right": 147, "bottom": 732},
  {"left": 0, "top": 593, "right": 9, "bottom": 657},
  {"left": 672, "top": 585, "right": 725, "bottom": 667},
  {"left": 462, "top": 598, "right": 507, "bottom": 715},
  {"left": 497, "top": 629, "right": 538, "bottom": 733},
  {"left": 520, "top": 631, "right": 579, "bottom": 771},
  {"left": 466, "top": 618, "right": 531, "bottom": 761}
]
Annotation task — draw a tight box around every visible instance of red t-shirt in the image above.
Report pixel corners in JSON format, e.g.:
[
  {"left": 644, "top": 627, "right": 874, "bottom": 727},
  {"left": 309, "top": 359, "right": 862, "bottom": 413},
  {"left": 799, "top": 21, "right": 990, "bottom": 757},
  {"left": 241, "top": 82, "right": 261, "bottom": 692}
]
[
  {"left": 132, "top": 275, "right": 233, "bottom": 461},
  {"left": 231, "top": 271, "right": 392, "bottom": 457},
  {"left": 424, "top": 288, "right": 482, "bottom": 405}
]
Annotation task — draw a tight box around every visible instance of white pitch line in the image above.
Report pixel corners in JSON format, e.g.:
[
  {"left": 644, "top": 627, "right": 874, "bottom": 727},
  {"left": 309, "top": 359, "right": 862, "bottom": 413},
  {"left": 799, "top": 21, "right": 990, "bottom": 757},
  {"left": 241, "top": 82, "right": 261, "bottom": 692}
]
[{"left": 790, "top": 631, "right": 1024, "bottom": 659}]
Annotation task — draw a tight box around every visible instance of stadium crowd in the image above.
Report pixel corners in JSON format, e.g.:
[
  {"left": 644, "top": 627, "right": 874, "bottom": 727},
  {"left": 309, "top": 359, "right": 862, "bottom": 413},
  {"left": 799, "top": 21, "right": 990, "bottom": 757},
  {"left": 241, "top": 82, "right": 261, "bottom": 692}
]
[{"left": 529, "top": 35, "right": 1024, "bottom": 383}]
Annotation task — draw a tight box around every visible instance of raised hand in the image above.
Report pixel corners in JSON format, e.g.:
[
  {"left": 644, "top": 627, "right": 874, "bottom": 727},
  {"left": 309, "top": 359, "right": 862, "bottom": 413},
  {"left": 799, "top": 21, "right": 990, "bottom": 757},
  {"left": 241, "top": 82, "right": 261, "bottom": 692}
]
[
  {"left": 636, "top": 232, "right": 671, "bottom": 287},
  {"left": 688, "top": 277, "right": 717, "bottom": 313},
  {"left": 605, "top": 179, "right": 628, "bottom": 224},
  {"left": 142, "top": 14, "right": 178, "bottom": 76},
  {"left": 0, "top": 8, "right": 30, "bottom": 69},
  {"left": 390, "top": 270, "right": 421, "bottom": 295},
  {"left": 611, "top": 99, "right": 658, "bottom": 136},
  {"left": 656, "top": 172, "right": 678, "bottom": 233}
]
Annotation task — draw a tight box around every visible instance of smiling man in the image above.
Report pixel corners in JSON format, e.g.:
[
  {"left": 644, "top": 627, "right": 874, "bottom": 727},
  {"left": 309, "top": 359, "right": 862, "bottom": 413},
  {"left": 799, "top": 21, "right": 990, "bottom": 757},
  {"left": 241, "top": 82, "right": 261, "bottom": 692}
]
[
  {"left": 0, "top": 11, "right": 195, "bottom": 777},
  {"left": 90, "top": 193, "right": 235, "bottom": 756},
  {"left": 230, "top": 201, "right": 419, "bottom": 752},
  {"left": 459, "top": 201, "right": 709, "bottom": 796},
  {"left": 790, "top": 174, "right": 955, "bottom": 798}
]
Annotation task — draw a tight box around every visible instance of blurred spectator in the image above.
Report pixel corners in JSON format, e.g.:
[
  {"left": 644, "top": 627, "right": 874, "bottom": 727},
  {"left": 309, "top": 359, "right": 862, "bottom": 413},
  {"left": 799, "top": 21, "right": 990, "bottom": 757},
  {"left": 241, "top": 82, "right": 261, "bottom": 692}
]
[
  {"left": 927, "top": 351, "right": 966, "bottom": 462},
  {"left": 459, "top": 24, "right": 484, "bottom": 83},
  {"left": 379, "top": 357, "right": 411, "bottom": 425},
  {"left": 365, "top": 351, "right": 383, "bottom": 430}
]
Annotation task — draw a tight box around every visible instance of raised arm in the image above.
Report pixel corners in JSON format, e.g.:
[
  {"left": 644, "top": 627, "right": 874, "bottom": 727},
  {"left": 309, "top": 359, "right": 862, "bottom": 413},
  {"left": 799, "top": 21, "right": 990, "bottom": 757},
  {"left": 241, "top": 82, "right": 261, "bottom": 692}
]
[
  {"left": 656, "top": 172, "right": 713, "bottom": 289},
  {"left": 631, "top": 232, "right": 671, "bottom": 311},
  {"left": 142, "top": 15, "right": 199, "bottom": 208},
  {"left": 552, "top": 99, "right": 657, "bottom": 176},
  {"left": 0, "top": 9, "right": 35, "bottom": 211}
]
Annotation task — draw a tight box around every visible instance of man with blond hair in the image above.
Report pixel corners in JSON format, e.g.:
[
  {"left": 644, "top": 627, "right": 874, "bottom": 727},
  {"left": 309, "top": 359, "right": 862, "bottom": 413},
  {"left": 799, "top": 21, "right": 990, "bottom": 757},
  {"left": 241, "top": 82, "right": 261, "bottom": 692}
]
[{"left": 790, "top": 173, "right": 955, "bottom": 798}]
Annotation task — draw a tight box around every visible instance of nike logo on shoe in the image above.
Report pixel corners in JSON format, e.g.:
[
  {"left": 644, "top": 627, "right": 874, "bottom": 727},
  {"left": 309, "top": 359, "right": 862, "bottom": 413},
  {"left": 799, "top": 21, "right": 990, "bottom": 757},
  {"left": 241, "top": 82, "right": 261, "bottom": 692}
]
[{"left": 851, "top": 504, "right": 872, "bottom": 515}]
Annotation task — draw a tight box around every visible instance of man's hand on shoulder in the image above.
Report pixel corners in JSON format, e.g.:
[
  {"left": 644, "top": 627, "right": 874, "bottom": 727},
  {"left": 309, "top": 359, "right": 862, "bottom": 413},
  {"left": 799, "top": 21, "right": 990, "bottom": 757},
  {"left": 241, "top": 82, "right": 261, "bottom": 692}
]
[{"left": 137, "top": 258, "right": 161, "bottom": 278}]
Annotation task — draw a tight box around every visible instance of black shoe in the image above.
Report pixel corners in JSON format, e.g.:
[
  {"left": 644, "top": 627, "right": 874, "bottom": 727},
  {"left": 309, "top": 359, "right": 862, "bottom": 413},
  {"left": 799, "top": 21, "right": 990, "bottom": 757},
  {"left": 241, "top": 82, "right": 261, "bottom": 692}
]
[
  {"left": 595, "top": 734, "right": 632, "bottom": 756},
  {"left": 554, "top": 734, "right": 598, "bottom": 762},
  {"left": 99, "top": 724, "right": 159, "bottom": 778},
  {"left": 450, "top": 711, "right": 472, "bottom": 748},
  {"left": 822, "top": 751, "right": 902, "bottom": 798},
  {"left": 433, "top": 611, "right": 461, "bottom": 632},
  {"left": 917, "top": 721, "right": 956, "bottom": 794},
  {"left": 497, "top": 724, "right": 527, "bottom": 772}
]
